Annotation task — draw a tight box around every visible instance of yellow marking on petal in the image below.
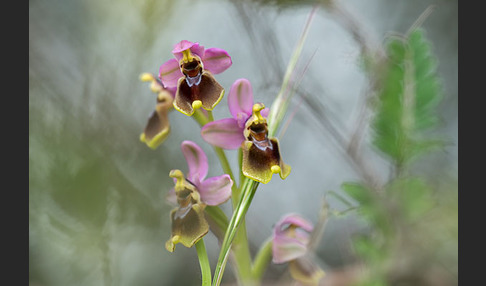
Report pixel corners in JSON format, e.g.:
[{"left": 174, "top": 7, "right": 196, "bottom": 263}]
[
  {"left": 192, "top": 100, "right": 202, "bottom": 110},
  {"left": 202, "top": 88, "right": 225, "bottom": 111},
  {"left": 279, "top": 163, "right": 291, "bottom": 180},
  {"left": 140, "top": 133, "right": 146, "bottom": 143},
  {"left": 173, "top": 100, "right": 195, "bottom": 116},
  {"left": 251, "top": 103, "right": 266, "bottom": 124},
  {"left": 181, "top": 49, "right": 196, "bottom": 63},
  {"left": 253, "top": 102, "right": 265, "bottom": 113},
  {"left": 169, "top": 170, "right": 187, "bottom": 191},
  {"left": 190, "top": 190, "right": 203, "bottom": 204},
  {"left": 145, "top": 129, "right": 170, "bottom": 149},
  {"left": 140, "top": 72, "right": 164, "bottom": 93},
  {"left": 165, "top": 239, "right": 175, "bottom": 252},
  {"left": 140, "top": 73, "right": 155, "bottom": 82},
  {"left": 271, "top": 165, "right": 281, "bottom": 174},
  {"left": 172, "top": 235, "right": 181, "bottom": 244}
]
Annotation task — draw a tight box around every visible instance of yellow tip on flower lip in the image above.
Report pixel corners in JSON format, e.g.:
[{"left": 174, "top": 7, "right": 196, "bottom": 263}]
[
  {"left": 192, "top": 100, "right": 203, "bottom": 110},
  {"left": 140, "top": 133, "right": 146, "bottom": 143},
  {"left": 271, "top": 165, "right": 281, "bottom": 174},
  {"left": 169, "top": 170, "right": 187, "bottom": 191},
  {"left": 140, "top": 73, "right": 155, "bottom": 82},
  {"left": 172, "top": 235, "right": 181, "bottom": 244}
]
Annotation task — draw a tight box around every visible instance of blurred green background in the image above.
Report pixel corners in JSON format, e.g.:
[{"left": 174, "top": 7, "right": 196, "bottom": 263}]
[{"left": 29, "top": 0, "right": 457, "bottom": 285}]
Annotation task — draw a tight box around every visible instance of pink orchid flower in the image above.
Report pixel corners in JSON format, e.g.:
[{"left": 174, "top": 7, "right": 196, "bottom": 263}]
[
  {"left": 272, "top": 213, "right": 314, "bottom": 264},
  {"left": 272, "top": 214, "right": 325, "bottom": 285},
  {"left": 158, "top": 40, "right": 232, "bottom": 116},
  {"left": 167, "top": 140, "right": 234, "bottom": 206},
  {"left": 200, "top": 78, "right": 269, "bottom": 149},
  {"left": 165, "top": 140, "right": 233, "bottom": 252},
  {"left": 202, "top": 79, "right": 290, "bottom": 184}
]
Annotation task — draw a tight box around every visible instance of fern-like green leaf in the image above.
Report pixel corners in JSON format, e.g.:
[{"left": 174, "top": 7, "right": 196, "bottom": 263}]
[{"left": 372, "top": 28, "right": 443, "bottom": 165}]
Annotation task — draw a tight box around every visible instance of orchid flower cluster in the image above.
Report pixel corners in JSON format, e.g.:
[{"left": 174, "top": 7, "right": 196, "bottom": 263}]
[{"left": 140, "top": 40, "right": 323, "bottom": 286}]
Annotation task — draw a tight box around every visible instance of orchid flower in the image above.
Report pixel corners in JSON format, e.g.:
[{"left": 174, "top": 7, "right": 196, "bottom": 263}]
[
  {"left": 139, "top": 73, "right": 176, "bottom": 149},
  {"left": 241, "top": 103, "right": 291, "bottom": 184},
  {"left": 201, "top": 78, "right": 269, "bottom": 149},
  {"left": 159, "top": 40, "right": 232, "bottom": 116},
  {"left": 165, "top": 141, "right": 233, "bottom": 252},
  {"left": 272, "top": 214, "right": 325, "bottom": 285},
  {"left": 201, "top": 79, "right": 290, "bottom": 184}
]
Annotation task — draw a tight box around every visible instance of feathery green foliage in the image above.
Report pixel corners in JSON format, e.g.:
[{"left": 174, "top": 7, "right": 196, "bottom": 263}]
[
  {"left": 372, "top": 28, "right": 443, "bottom": 166},
  {"left": 341, "top": 27, "right": 452, "bottom": 286}
]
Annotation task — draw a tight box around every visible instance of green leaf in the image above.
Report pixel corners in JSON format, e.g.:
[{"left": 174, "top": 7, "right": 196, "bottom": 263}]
[
  {"left": 372, "top": 28, "right": 443, "bottom": 165},
  {"left": 372, "top": 39, "right": 407, "bottom": 161},
  {"left": 387, "top": 177, "right": 433, "bottom": 222},
  {"left": 341, "top": 183, "right": 390, "bottom": 234},
  {"left": 341, "top": 182, "right": 373, "bottom": 206},
  {"left": 353, "top": 235, "right": 386, "bottom": 264}
]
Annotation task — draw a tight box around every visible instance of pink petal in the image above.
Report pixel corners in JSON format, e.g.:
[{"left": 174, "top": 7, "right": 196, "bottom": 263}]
[
  {"left": 272, "top": 214, "right": 314, "bottom": 264},
  {"left": 275, "top": 214, "right": 314, "bottom": 234},
  {"left": 228, "top": 78, "right": 254, "bottom": 119},
  {"left": 172, "top": 40, "right": 205, "bottom": 61},
  {"left": 198, "top": 175, "right": 233, "bottom": 206},
  {"left": 201, "top": 118, "right": 245, "bottom": 149},
  {"left": 236, "top": 112, "right": 250, "bottom": 129},
  {"left": 261, "top": 107, "right": 270, "bottom": 118},
  {"left": 202, "top": 48, "right": 232, "bottom": 74},
  {"left": 159, "top": 59, "right": 183, "bottom": 88},
  {"left": 272, "top": 235, "right": 308, "bottom": 264},
  {"left": 181, "top": 140, "right": 208, "bottom": 183}
]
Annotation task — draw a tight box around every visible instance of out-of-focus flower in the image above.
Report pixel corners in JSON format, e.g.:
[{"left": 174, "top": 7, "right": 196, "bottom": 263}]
[
  {"left": 165, "top": 141, "right": 233, "bottom": 252},
  {"left": 201, "top": 78, "right": 269, "bottom": 149},
  {"left": 272, "top": 214, "right": 325, "bottom": 285},
  {"left": 139, "top": 73, "right": 176, "bottom": 149},
  {"left": 241, "top": 103, "right": 291, "bottom": 184},
  {"left": 159, "top": 40, "right": 232, "bottom": 116}
]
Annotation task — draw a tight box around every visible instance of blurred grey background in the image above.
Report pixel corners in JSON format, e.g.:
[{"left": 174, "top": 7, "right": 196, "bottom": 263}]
[{"left": 29, "top": 0, "right": 457, "bottom": 285}]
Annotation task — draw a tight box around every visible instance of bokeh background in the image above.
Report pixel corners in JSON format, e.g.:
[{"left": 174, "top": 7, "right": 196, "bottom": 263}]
[{"left": 29, "top": 0, "right": 458, "bottom": 285}]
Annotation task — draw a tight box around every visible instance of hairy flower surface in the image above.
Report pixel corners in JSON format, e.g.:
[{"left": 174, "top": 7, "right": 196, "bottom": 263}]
[
  {"left": 139, "top": 73, "right": 176, "bottom": 149},
  {"left": 201, "top": 78, "right": 269, "bottom": 149},
  {"left": 272, "top": 214, "right": 325, "bottom": 285},
  {"left": 159, "top": 40, "right": 232, "bottom": 116},
  {"left": 165, "top": 141, "right": 233, "bottom": 252},
  {"left": 241, "top": 103, "right": 291, "bottom": 184}
]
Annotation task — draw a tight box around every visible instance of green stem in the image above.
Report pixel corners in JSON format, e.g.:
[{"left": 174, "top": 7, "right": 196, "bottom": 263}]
[
  {"left": 205, "top": 113, "right": 250, "bottom": 284},
  {"left": 193, "top": 109, "right": 209, "bottom": 125},
  {"left": 233, "top": 220, "right": 252, "bottom": 285},
  {"left": 267, "top": 7, "right": 316, "bottom": 137},
  {"left": 212, "top": 178, "right": 259, "bottom": 286},
  {"left": 196, "top": 239, "right": 212, "bottom": 286},
  {"left": 251, "top": 238, "right": 273, "bottom": 281},
  {"left": 212, "top": 146, "right": 240, "bottom": 207},
  {"left": 238, "top": 148, "right": 244, "bottom": 190},
  {"left": 193, "top": 109, "right": 253, "bottom": 284},
  {"left": 212, "top": 147, "right": 252, "bottom": 284},
  {"left": 207, "top": 110, "right": 215, "bottom": 122}
]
